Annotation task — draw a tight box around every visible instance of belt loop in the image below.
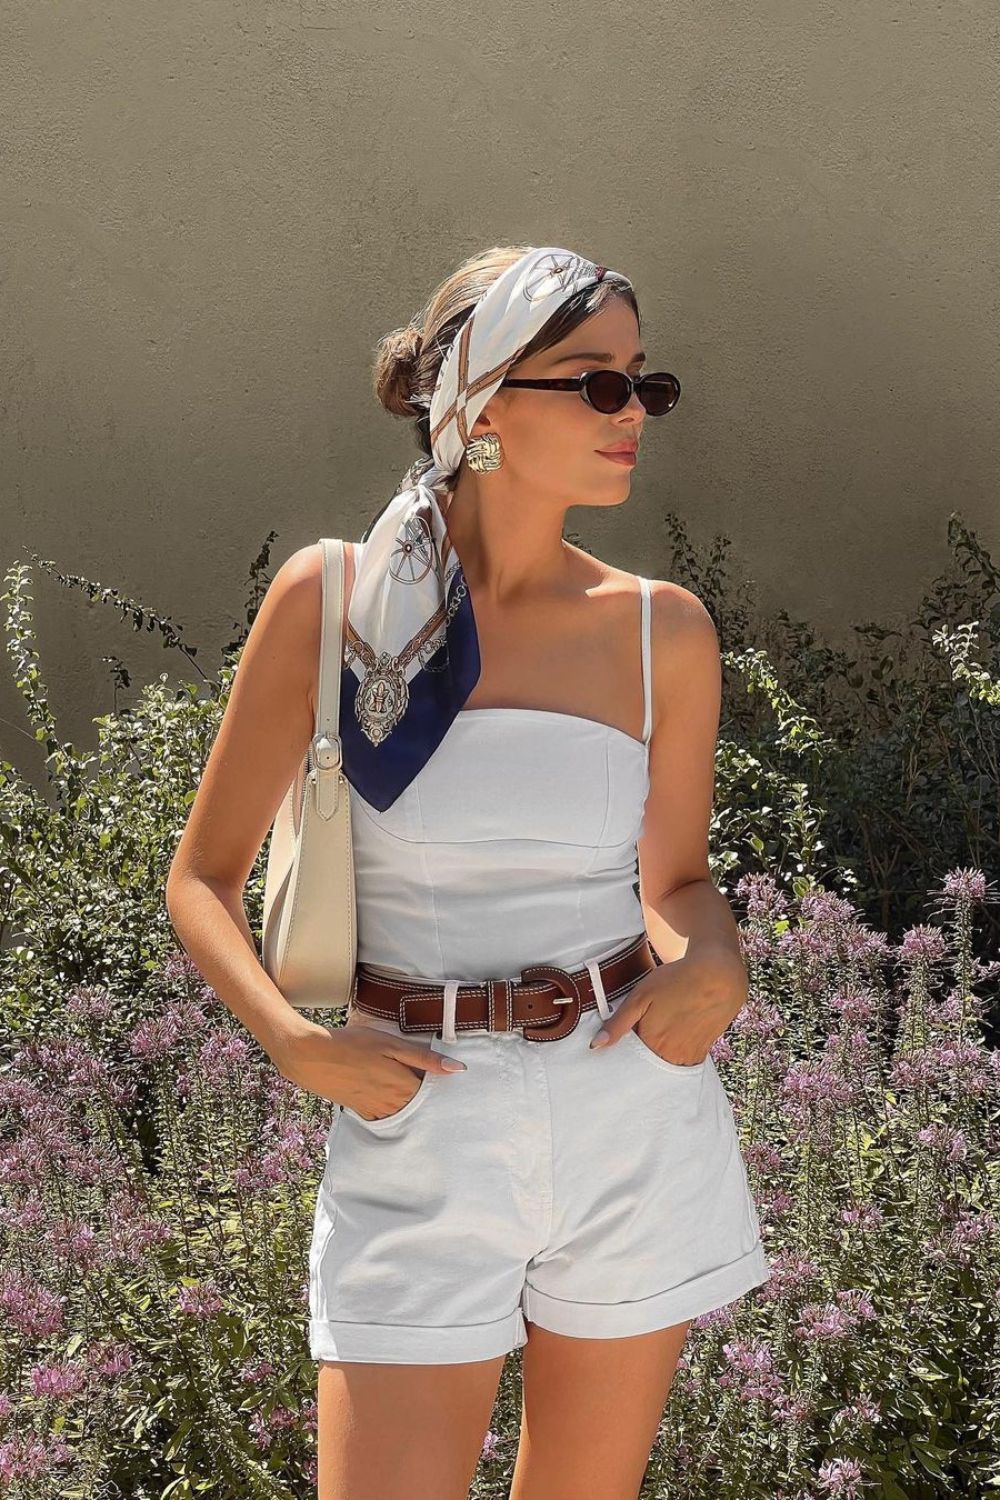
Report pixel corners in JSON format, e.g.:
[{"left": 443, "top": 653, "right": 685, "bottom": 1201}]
[
  {"left": 585, "top": 958, "right": 613, "bottom": 1021},
  {"left": 441, "top": 981, "right": 459, "bottom": 1044}
]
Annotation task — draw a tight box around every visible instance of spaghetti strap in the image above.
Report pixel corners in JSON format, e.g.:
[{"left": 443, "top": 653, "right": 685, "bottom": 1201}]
[{"left": 638, "top": 577, "right": 652, "bottom": 744}]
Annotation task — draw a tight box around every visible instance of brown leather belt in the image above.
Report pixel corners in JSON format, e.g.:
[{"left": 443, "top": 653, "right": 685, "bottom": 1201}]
[{"left": 351, "top": 931, "right": 659, "bottom": 1043}]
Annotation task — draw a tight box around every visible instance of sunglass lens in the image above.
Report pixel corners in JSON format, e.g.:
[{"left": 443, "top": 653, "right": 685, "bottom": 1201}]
[
  {"left": 585, "top": 370, "right": 629, "bottom": 413},
  {"left": 585, "top": 370, "right": 680, "bottom": 414},
  {"left": 639, "top": 374, "right": 680, "bottom": 415}
]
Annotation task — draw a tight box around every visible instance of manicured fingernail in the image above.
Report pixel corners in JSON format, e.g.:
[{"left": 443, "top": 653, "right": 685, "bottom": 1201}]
[
  {"left": 590, "top": 1030, "right": 611, "bottom": 1049},
  {"left": 441, "top": 1058, "right": 467, "bottom": 1071}
]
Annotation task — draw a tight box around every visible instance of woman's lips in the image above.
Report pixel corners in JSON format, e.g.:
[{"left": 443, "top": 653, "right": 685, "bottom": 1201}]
[{"left": 598, "top": 450, "right": 637, "bottom": 466}]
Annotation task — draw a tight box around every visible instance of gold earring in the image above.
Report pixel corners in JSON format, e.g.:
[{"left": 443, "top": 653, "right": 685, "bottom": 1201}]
[{"left": 465, "top": 432, "right": 504, "bottom": 472}]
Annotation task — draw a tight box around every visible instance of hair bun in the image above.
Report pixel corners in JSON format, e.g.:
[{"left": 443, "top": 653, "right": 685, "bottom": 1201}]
[
  {"left": 394, "top": 325, "right": 423, "bottom": 365},
  {"left": 373, "top": 325, "right": 425, "bottom": 418}
]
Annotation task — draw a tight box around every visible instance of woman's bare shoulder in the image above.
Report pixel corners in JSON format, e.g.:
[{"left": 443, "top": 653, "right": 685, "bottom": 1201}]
[
  {"left": 584, "top": 554, "right": 716, "bottom": 672},
  {"left": 570, "top": 545, "right": 694, "bottom": 612},
  {"left": 265, "top": 541, "right": 324, "bottom": 646},
  {"left": 271, "top": 541, "right": 357, "bottom": 718}
]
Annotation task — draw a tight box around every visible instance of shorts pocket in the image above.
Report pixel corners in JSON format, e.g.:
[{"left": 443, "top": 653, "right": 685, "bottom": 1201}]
[
  {"left": 341, "top": 1032, "right": 443, "bottom": 1130},
  {"left": 621, "top": 1024, "right": 709, "bottom": 1077}
]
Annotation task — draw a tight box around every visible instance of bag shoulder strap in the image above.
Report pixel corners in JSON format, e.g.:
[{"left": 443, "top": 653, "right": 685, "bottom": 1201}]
[{"left": 313, "top": 538, "right": 345, "bottom": 766}]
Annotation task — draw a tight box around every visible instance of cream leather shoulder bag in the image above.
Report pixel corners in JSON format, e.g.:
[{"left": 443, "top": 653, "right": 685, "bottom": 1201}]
[{"left": 260, "top": 537, "right": 357, "bottom": 1010}]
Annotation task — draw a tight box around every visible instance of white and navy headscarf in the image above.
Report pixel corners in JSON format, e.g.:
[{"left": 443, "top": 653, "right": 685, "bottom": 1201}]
[{"left": 339, "top": 246, "right": 624, "bottom": 811}]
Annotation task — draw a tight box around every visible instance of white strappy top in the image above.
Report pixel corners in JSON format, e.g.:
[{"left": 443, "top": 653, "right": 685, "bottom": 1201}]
[{"left": 349, "top": 576, "right": 654, "bottom": 983}]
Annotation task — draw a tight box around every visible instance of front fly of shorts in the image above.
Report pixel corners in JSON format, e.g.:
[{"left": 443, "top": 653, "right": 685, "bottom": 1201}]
[{"left": 308, "top": 971, "right": 772, "bottom": 1365}]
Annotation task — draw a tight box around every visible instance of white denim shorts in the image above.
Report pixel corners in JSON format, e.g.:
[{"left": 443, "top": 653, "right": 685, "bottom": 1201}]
[{"left": 308, "top": 967, "right": 772, "bottom": 1365}]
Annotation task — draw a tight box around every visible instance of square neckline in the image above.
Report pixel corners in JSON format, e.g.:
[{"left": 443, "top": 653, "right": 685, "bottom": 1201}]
[{"left": 455, "top": 705, "right": 649, "bottom": 755}]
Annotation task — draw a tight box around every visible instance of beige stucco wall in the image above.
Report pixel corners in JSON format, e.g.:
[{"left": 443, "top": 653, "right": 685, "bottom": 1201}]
[{"left": 2, "top": 0, "right": 997, "bottom": 785}]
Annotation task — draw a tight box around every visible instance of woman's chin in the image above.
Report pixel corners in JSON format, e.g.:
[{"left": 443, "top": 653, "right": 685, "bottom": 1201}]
[{"left": 577, "top": 486, "right": 632, "bottom": 510}]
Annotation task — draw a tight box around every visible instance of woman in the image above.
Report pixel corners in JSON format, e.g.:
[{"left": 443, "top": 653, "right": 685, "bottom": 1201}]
[{"left": 166, "top": 244, "right": 771, "bottom": 1500}]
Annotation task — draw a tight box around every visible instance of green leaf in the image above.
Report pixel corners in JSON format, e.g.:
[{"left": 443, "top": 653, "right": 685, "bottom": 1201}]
[{"left": 164, "top": 1416, "right": 196, "bottom": 1461}]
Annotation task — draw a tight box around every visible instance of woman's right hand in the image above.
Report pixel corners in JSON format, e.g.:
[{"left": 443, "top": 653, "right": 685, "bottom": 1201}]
[{"left": 272, "top": 1018, "right": 467, "bottom": 1121}]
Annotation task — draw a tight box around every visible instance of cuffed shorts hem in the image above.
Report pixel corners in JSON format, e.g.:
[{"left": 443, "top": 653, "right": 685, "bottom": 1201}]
[
  {"left": 309, "top": 1305, "right": 529, "bottom": 1365},
  {"left": 521, "top": 1239, "right": 772, "bottom": 1339}
]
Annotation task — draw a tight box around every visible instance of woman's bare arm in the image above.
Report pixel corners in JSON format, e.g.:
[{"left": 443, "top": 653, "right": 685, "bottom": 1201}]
[
  {"left": 164, "top": 540, "right": 346, "bottom": 1068},
  {"left": 638, "top": 581, "right": 748, "bottom": 998}
]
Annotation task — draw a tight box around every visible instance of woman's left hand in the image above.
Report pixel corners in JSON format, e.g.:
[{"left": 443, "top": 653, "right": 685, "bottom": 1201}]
[{"left": 590, "top": 951, "right": 748, "bottom": 1065}]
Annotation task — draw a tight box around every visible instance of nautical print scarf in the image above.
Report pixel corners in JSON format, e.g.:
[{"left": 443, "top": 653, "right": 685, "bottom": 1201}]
[{"left": 340, "top": 246, "right": 621, "bottom": 811}]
